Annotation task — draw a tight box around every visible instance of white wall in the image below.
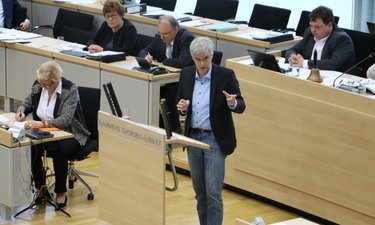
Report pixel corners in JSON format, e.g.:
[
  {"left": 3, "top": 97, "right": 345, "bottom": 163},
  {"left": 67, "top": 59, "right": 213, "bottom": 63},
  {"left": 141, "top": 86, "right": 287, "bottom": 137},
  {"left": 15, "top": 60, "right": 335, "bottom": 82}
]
[{"left": 174, "top": 0, "right": 354, "bottom": 29}]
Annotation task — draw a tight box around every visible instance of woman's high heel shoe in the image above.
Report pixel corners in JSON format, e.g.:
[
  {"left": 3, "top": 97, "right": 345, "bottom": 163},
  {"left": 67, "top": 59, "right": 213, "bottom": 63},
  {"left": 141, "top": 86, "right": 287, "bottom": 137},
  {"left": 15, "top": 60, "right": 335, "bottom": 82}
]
[{"left": 56, "top": 196, "right": 68, "bottom": 208}]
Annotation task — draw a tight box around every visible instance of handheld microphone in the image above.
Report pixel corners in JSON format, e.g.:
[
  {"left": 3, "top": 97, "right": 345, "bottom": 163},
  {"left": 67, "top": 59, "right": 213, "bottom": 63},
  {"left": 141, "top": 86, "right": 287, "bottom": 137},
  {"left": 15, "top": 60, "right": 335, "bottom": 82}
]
[
  {"left": 332, "top": 52, "right": 375, "bottom": 87},
  {"left": 313, "top": 49, "right": 317, "bottom": 68}
]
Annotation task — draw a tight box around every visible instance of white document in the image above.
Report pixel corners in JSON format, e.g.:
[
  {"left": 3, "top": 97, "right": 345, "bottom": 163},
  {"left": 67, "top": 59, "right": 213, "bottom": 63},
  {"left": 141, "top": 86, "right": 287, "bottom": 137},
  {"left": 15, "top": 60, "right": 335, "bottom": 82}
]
[
  {"left": 87, "top": 51, "right": 124, "bottom": 57},
  {"left": 58, "top": 43, "right": 86, "bottom": 51},
  {"left": 0, "top": 28, "right": 41, "bottom": 41},
  {"left": 11, "top": 121, "right": 27, "bottom": 130},
  {"left": 181, "top": 20, "right": 212, "bottom": 27},
  {"left": 0, "top": 115, "right": 9, "bottom": 123}
]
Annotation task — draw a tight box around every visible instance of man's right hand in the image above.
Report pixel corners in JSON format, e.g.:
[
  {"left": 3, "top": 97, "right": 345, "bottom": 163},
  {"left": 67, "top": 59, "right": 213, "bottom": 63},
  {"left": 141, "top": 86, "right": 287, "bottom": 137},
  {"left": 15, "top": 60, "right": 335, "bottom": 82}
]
[
  {"left": 145, "top": 54, "right": 153, "bottom": 64},
  {"left": 177, "top": 99, "right": 190, "bottom": 112},
  {"left": 288, "top": 53, "right": 304, "bottom": 68},
  {"left": 15, "top": 112, "right": 25, "bottom": 122}
]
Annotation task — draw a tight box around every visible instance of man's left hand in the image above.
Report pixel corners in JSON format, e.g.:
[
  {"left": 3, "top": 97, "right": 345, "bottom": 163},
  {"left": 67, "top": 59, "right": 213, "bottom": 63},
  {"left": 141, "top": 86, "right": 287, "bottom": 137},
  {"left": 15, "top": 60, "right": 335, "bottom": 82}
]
[{"left": 222, "top": 90, "right": 236, "bottom": 107}]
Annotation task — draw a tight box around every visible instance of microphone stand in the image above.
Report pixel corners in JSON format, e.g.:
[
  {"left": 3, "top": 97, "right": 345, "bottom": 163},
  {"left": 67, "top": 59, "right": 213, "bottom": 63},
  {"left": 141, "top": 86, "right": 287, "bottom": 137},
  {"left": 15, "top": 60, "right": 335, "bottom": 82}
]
[
  {"left": 332, "top": 53, "right": 374, "bottom": 87},
  {"left": 14, "top": 142, "right": 71, "bottom": 218}
]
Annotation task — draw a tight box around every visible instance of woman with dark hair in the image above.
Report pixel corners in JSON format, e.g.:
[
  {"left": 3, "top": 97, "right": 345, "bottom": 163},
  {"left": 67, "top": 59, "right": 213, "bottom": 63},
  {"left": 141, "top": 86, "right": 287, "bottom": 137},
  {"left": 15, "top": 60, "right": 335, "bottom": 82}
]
[{"left": 87, "top": 0, "right": 139, "bottom": 55}]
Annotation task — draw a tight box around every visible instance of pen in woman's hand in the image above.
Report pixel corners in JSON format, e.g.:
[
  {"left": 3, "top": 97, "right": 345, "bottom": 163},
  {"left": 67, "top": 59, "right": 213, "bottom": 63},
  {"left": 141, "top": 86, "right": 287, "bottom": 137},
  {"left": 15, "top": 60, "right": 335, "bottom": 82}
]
[{"left": 17, "top": 110, "right": 24, "bottom": 122}]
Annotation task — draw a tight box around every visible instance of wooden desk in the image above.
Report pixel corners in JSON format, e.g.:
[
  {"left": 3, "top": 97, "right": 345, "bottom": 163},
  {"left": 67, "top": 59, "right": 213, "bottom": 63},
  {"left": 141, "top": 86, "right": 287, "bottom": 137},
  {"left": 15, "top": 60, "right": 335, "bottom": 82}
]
[
  {"left": 5, "top": 37, "right": 53, "bottom": 104},
  {"left": 1, "top": 32, "right": 181, "bottom": 126},
  {"left": 4, "top": 36, "right": 101, "bottom": 112},
  {"left": 100, "top": 56, "right": 179, "bottom": 125},
  {"left": 225, "top": 57, "right": 375, "bottom": 225},
  {"left": 217, "top": 27, "right": 302, "bottom": 62},
  {"left": 27, "top": 0, "right": 299, "bottom": 60},
  {"left": 0, "top": 113, "right": 73, "bottom": 221}
]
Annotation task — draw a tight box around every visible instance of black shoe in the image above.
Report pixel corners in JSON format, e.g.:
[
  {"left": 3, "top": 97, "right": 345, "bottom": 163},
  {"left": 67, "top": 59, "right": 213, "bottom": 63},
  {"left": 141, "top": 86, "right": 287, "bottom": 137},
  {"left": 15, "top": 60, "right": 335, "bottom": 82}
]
[
  {"left": 56, "top": 196, "right": 68, "bottom": 209},
  {"left": 34, "top": 188, "right": 48, "bottom": 205},
  {"left": 35, "top": 196, "right": 44, "bottom": 205}
]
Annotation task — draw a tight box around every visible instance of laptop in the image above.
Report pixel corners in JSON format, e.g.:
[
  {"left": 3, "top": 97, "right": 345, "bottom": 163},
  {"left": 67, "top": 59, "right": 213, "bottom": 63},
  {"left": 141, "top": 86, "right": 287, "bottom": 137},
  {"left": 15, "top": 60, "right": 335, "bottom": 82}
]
[
  {"left": 367, "top": 21, "right": 375, "bottom": 34},
  {"left": 24, "top": 129, "right": 54, "bottom": 139},
  {"left": 247, "top": 49, "right": 291, "bottom": 73}
]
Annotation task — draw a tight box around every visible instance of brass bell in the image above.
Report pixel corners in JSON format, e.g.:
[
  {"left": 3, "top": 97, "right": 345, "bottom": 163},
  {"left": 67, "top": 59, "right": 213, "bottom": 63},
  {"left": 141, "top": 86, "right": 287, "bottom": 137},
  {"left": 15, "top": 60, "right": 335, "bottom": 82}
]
[{"left": 307, "top": 68, "right": 323, "bottom": 83}]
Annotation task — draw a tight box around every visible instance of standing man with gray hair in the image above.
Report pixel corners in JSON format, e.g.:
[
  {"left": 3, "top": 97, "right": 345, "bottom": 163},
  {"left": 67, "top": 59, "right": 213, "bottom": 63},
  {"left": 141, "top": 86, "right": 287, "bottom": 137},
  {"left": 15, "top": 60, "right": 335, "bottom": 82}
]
[{"left": 176, "top": 37, "right": 246, "bottom": 225}]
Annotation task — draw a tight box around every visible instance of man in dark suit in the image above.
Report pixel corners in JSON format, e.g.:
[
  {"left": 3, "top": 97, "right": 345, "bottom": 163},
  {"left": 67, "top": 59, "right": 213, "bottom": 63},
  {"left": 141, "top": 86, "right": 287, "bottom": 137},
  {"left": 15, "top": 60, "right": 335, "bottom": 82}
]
[
  {"left": 138, "top": 15, "right": 194, "bottom": 68},
  {"left": 139, "top": 15, "right": 195, "bottom": 132},
  {"left": 176, "top": 37, "right": 245, "bottom": 225},
  {"left": 285, "top": 6, "right": 355, "bottom": 72},
  {"left": 0, "top": 0, "right": 30, "bottom": 30}
]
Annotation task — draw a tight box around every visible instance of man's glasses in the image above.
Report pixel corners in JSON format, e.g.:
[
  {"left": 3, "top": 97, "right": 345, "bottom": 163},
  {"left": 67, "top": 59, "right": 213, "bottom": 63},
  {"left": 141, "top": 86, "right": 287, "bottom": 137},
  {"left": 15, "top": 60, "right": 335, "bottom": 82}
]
[{"left": 157, "top": 29, "right": 174, "bottom": 37}]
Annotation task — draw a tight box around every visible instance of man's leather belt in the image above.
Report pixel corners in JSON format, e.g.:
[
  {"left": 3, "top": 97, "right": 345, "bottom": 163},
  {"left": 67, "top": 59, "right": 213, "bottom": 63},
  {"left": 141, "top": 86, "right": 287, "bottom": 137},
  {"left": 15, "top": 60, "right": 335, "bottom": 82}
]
[{"left": 191, "top": 128, "right": 212, "bottom": 134}]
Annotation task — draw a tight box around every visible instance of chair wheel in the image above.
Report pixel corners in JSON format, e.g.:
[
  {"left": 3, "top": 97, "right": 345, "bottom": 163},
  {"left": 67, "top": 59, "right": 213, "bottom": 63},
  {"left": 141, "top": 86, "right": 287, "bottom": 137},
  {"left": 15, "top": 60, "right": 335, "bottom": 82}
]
[
  {"left": 69, "top": 180, "right": 74, "bottom": 189},
  {"left": 87, "top": 193, "right": 94, "bottom": 200}
]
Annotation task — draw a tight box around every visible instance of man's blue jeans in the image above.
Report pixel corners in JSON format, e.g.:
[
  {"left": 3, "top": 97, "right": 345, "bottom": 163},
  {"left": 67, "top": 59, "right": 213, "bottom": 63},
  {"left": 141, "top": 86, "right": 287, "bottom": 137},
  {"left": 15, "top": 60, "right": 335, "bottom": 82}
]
[{"left": 188, "top": 131, "right": 226, "bottom": 225}]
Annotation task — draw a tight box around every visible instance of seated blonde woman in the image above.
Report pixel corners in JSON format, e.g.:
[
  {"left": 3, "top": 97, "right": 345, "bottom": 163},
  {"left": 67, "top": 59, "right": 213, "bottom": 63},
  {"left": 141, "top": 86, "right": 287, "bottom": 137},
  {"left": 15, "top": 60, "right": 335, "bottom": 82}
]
[{"left": 367, "top": 63, "right": 375, "bottom": 79}]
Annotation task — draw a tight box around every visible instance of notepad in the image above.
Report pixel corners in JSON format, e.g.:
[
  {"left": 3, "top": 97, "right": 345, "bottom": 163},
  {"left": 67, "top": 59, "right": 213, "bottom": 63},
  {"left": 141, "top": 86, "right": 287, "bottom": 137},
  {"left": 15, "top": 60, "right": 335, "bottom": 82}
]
[{"left": 202, "top": 23, "right": 238, "bottom": 33}]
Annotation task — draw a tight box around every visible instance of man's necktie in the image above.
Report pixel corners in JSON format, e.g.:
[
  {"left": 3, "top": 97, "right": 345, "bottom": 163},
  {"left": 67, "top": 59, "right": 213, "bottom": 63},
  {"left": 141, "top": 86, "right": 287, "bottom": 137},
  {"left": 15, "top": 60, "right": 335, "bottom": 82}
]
[{"left": 166, "top": 44, "right": 173, "bottom": 59}]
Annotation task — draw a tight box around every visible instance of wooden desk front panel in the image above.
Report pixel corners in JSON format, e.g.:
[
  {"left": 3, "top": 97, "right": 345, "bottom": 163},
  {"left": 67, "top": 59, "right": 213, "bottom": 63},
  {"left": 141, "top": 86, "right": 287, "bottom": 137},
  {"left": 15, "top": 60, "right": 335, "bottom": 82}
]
[
  {"left": 0, "top": 46, "right": 5, "bottom": 97},
  {"left": 217, "top": 39, "right": 261, "bottom": 65},
  {"left": 101, "top": 70, "right": 150, "bottom": 124},
  {"left": 6, "top": 49, "right": 50, "bottom": 101},
  {"left": 54, "top": 59, "right": 100, "bottom": 88},
  {"left": 226, "top": 60, "right": 375, "bottom": 225}
]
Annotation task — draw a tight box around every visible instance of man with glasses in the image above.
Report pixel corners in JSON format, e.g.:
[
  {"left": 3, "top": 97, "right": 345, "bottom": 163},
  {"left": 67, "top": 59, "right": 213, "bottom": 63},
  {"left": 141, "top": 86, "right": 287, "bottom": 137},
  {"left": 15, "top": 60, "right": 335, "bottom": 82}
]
[
  {"left": 285, "top": 6, "right": 355, "bottom": 72},
  {"left": 139, "top": 15, "right": 194, "bottom": 68},
  {"left": 139, "top": 15, "right": 195, "bottom": 133}
]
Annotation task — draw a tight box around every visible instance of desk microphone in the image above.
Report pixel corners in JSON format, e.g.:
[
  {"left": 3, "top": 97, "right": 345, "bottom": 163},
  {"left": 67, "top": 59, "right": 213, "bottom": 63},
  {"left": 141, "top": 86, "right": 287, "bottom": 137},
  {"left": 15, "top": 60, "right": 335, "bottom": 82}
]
[{"left": 332, "top": 52, "right": 375, "bottom": 87}]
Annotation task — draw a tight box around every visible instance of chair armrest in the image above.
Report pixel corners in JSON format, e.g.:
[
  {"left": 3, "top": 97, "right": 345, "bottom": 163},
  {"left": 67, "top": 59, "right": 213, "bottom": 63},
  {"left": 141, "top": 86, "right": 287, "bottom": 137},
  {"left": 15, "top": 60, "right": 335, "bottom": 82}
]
[{"left": 31, "top": 25, "right": 53, "bottom": 33}]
